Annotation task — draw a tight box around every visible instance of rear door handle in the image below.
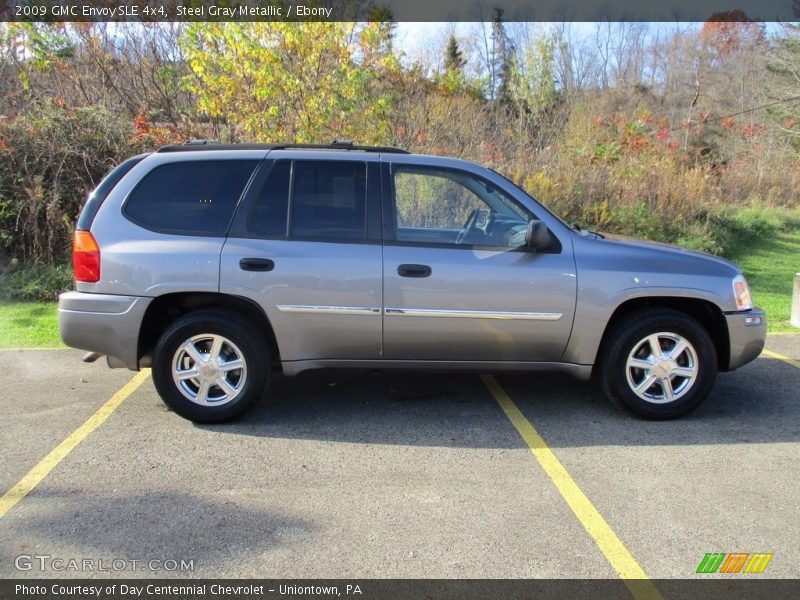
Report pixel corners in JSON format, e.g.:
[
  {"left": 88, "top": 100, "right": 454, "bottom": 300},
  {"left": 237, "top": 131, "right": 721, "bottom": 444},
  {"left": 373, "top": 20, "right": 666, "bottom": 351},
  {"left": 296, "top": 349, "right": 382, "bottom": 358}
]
[
  {"left": 239, "top": 258, "right": 275, "bottom": 272},
  {"left": 397, "top": 264, "right": 431, "bottom": 278}
]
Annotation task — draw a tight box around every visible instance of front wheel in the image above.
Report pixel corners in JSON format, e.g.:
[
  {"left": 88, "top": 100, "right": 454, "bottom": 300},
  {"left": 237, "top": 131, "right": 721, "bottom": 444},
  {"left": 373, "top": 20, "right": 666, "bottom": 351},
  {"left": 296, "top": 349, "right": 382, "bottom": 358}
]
[
  {"left": 598, "top": 309, "right": 718, "bottom": 419},
  {"left": 152, "top": 310, "right": 269, "bottom": 423}
]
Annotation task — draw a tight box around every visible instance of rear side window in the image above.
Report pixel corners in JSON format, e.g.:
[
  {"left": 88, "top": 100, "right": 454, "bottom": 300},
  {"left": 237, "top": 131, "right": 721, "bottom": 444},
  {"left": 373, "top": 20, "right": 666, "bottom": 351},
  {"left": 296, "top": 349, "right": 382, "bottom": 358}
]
[
  {"left": 290, "top": 161, "right": 366, "bottom": 240},
  {"left": 77, "top": 153, "right": 148, "bottom": 230},
  {"left": 125, "top": 160, "right": 258, "bottom": 235}
]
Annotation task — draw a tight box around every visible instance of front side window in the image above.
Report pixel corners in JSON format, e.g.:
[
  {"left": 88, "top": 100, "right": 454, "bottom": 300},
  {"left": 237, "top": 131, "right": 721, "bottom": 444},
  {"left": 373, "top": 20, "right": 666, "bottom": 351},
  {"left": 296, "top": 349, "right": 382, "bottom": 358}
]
[
  {"left": 125, "top": 160, "right": 258, "bottom": 235},
  {"left": 392, "top": 166, "right": 531, "bottom": 247}
]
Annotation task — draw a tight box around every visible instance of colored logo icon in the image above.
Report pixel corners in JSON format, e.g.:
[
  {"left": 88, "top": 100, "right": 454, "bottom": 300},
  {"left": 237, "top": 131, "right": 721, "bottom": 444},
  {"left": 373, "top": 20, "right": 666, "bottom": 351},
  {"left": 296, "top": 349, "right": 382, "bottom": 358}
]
[{"left": 696, "top": 552, "right": 773, "bottom": 574}]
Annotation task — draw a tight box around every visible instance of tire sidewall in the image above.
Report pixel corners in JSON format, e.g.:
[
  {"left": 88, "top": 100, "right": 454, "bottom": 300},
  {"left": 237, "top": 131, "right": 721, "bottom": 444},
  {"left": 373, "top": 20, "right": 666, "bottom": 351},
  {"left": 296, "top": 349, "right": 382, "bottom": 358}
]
[{"left": 152, "top": 311, "right": 268, "bottom": 423}]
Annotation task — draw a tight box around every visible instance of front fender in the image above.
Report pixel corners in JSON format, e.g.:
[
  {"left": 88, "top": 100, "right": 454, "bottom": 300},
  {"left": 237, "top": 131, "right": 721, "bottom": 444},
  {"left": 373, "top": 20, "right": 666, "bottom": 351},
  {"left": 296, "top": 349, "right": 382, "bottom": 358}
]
[{"left": 561, "top": 285, "right": 728, "bottom": 366}]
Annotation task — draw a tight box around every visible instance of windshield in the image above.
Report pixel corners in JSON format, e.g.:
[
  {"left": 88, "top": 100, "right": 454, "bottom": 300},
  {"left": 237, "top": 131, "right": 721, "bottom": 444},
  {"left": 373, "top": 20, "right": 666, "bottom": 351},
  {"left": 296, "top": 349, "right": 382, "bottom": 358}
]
[{"left": 488, "top": 168, "right": 572, "bottom": 230}]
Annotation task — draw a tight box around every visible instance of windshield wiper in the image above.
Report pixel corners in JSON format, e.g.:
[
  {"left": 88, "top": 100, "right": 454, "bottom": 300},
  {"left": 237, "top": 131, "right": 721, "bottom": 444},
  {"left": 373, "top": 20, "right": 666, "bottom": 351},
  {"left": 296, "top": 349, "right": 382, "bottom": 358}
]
[{"left": 570, "top": 222, "right": 605, "bottom": 238}]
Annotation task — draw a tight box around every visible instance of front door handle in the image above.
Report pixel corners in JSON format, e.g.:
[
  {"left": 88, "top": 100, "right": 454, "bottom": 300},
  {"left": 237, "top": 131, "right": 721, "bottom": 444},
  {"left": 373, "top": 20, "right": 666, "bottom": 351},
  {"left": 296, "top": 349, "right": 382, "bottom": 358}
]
[
  {"left": 240, "top": 258, "right": 275, "bottom": 272},
  {"left": 397, "top": 264, "right": 431, "bottom": 278}
]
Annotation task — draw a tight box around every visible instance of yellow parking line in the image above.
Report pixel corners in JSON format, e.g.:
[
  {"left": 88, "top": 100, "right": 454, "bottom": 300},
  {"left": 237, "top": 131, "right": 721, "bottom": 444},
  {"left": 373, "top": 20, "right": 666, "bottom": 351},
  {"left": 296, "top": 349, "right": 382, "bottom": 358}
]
[
  {"left": 0, "top": 369, "right": 151, "bottom": 518},
  {"left": 762, "top": 349, "right": 800, "bottom": 370},
  {"left": 481, "top": 374, "right": 663, "bottom": 600}
]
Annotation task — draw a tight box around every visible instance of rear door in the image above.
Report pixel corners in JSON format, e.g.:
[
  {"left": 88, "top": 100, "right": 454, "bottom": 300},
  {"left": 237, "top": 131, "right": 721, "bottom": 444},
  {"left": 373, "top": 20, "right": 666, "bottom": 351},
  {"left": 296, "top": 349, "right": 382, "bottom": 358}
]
[
  {"left": 381, "top": 159, "right": 577, "bottom": 362},
  {"left": 220, "top": 152, "right": 383, "bottom": 364}
]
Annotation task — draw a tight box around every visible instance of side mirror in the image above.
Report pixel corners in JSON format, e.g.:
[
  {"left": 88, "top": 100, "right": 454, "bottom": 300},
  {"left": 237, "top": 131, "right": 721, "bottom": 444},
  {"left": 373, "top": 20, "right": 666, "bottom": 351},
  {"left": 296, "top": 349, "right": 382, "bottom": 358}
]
[{"left": 525, "top": 219, "right": 550, "bottom": 250}]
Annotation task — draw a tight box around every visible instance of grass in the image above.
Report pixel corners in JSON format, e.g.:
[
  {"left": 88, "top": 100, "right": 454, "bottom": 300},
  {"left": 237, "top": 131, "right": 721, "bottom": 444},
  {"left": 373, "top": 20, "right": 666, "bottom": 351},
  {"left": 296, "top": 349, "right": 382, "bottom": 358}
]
[
  {"left": 726, "top": 226, "right": 800, "bottom": 333},
  {"left": 0, "top": 302, "right": 64, "bottom": 349}
]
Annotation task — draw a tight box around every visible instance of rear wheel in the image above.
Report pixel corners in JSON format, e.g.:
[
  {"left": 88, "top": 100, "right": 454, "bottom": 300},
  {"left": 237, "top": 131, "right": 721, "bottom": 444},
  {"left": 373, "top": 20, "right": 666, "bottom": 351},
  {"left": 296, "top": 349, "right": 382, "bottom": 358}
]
[
  {"left": 598, "top": 309, "right": 717, "bottom": 419},
  {"left": 152, "top": 310, "right": 269, "bottom": 423}
]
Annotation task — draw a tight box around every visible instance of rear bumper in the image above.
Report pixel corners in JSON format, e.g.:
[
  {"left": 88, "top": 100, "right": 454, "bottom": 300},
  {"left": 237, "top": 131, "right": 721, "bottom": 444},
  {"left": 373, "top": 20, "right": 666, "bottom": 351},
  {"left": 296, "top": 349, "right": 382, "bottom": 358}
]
[
  {"left": 724, "top": 308, "right": 766, "bottom": 371},
  {"left": 58, "top": 291, "right": 151, "bottom": 370}
]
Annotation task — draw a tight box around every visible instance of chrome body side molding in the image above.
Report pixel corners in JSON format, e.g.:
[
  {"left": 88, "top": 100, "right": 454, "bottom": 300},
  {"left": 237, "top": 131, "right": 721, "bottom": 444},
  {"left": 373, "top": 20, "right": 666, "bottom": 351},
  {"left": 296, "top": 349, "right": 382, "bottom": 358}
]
[
  {"left": 277, "top": 305, "right": 381, "bottom": 316},
  {"left": 383, "top": 308, "right": 563, "bottom": 320}
]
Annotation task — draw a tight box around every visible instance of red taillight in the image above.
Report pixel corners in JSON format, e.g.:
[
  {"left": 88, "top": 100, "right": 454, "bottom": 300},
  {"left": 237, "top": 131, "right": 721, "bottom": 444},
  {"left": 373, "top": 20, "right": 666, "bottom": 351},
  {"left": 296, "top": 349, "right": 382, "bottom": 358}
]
[{"left": 73, "top": 230, "right": 100, "bottom": 283}]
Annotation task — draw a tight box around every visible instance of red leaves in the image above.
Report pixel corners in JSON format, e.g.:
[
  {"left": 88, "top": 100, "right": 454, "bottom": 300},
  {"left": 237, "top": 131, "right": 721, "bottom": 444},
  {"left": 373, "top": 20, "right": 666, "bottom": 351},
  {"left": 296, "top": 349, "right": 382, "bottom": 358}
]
[
  {"left": 741, "top": 123, "right": 757, "bottom": 139},
  {"left": 625, "top": 136, "right": 650, "bottom": 151},
  {"left": 480, "top": 141, "right": 504, "bottom": 163},
  {"left": 701, "top": 12, "right": 765, "bottom": 56},
  {"left": 133, "top": 112, "right": 185, "bottom": 147},
  {"left": 134, "top": 112, "right": 150, "bottom": 134}
]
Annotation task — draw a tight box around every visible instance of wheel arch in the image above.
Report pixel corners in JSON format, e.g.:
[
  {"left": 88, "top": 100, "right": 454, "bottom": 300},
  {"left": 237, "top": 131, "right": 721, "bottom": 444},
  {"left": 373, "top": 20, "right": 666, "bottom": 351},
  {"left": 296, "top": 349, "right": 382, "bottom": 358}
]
[
  {"left": 137, "top": 292, "right": 281, "bottom": 370},
  {"left": 593, "top": 296, "right": 730, "bottom": 376}
]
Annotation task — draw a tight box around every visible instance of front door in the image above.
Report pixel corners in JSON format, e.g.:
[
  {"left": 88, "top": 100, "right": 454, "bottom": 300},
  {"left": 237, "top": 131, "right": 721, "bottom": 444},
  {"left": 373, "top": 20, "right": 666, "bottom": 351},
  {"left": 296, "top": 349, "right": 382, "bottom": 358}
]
[{"left": 382, "top": 162, "right": 576, "bottom": 362}]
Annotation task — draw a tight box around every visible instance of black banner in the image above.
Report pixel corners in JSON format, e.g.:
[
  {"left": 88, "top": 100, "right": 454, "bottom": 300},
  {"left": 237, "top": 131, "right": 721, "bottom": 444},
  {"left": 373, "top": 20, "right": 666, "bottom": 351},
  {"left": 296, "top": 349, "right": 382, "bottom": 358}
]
[
  {"left": 1, "top": 0, "right": 799, "bottom": 23},
  {"left": 3, "top": 579, "right": 800, "bottom": 600}
]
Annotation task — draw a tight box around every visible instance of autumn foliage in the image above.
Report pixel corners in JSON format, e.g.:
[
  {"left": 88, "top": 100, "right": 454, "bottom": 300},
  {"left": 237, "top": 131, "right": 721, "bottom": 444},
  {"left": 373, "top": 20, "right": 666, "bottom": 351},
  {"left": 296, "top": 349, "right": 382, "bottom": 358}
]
[{"left": 0, "top": 20, "right": 798, "bottom": 266}]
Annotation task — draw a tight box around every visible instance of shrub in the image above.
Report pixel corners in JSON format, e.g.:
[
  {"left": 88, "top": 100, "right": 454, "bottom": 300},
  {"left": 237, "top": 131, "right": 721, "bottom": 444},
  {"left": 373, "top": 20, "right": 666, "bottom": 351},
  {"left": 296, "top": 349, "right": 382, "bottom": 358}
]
[
  {"left": 0, "top": 261, "right": 73, "bottom": 302},
  {"left": 0, "top": 102, "right": 189, "bottom": 266}
]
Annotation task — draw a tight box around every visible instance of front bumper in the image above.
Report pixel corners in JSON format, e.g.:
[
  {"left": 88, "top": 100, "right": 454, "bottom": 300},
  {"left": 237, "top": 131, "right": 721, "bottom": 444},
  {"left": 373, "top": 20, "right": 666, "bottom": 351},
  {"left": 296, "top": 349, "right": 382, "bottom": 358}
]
[
  {"left": 724, "top": 308, "right": 767, "bottom": 371},
  {"left": 58, "top": 291, "right": 152, "bottom": 370}
]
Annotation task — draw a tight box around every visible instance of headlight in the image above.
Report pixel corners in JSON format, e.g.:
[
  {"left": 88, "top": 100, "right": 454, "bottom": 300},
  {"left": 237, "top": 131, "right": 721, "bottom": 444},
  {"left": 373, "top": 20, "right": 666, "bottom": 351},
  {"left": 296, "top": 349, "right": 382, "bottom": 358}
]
[{"left": 733, "top": 274, "right": 753, "bottom": 311}]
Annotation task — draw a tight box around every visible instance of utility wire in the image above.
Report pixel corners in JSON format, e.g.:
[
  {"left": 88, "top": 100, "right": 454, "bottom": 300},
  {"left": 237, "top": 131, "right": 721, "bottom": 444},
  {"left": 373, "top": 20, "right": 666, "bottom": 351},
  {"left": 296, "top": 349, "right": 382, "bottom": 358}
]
[{"left": 666, "top": 94, "right": 800, "bottom": 132}]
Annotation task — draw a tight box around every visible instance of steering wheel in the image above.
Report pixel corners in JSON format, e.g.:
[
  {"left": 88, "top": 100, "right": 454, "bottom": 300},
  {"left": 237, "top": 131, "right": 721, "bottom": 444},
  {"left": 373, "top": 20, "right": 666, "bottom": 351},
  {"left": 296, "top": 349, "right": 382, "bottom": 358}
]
[
  {"left": 475, "top": 208, "right": 493, "bottom": 234},
  {"left": 455, "top": 208, "right": 479, "bottom": 244}
]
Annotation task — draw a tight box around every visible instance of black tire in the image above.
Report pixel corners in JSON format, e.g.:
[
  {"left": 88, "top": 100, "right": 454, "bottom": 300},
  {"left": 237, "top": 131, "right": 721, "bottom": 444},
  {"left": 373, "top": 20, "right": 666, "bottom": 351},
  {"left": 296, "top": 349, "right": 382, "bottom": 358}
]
[
  {"left": 152, "top": 309, "right": 270, "bottom": 423},
  {"left": 598, "top": 309, "right": 718, "bottom": 419}
]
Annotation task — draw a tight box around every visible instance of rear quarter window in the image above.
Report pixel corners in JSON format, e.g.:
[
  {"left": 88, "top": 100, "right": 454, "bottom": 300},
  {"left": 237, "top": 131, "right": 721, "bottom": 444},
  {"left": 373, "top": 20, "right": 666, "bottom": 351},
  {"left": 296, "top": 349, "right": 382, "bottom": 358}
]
[
  {"left": 124, "top": 160, "right": 258, "bottom": 235},
  {"left": 77, "top": 153, "right": 148, "bottom": 230}
]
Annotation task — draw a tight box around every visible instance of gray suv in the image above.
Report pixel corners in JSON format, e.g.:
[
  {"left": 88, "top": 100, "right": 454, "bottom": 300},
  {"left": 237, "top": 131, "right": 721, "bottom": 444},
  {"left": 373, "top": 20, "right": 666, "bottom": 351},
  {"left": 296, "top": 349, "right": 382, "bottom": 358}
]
[{"left": 58, "top": 142, "right": 766, "bottom": 422}]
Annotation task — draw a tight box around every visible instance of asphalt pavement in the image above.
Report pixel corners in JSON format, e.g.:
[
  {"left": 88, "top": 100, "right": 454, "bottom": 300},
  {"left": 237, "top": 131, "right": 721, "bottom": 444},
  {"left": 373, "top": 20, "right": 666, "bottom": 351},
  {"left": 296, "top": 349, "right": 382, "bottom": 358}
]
[{"left": 0, "top": 336, "right": 797, "bottom": 580}]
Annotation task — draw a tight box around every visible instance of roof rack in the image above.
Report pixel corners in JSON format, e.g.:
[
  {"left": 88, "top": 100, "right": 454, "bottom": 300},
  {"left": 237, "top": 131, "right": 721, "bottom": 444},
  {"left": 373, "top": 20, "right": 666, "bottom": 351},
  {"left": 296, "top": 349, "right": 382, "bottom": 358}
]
[{"left": 157, "top": 139, "right": 410, "bottom": 154}]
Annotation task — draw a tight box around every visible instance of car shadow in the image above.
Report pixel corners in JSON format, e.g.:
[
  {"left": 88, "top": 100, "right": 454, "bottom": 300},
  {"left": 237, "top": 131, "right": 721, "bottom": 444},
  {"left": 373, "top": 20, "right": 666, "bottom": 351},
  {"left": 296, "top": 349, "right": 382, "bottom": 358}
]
[
  {"left": 494, "top": 357, "right": 800, "bottom": 448},
  {"left": 195, "top": 356, "right": 800, "bottom": 449},
  {"left": 0, "top": 489, "right": 313, "bottom": 577},
  {"left": 198, "top": 369, "right": 528, "bottom": 449}
]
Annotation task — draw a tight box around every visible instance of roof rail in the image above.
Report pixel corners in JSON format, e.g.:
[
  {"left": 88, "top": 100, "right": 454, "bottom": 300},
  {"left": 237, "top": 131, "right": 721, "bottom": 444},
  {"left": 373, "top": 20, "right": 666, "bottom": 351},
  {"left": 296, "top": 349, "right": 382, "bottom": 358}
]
[{"left": 157, "top": 139, "right": 410, "bottom": 154}]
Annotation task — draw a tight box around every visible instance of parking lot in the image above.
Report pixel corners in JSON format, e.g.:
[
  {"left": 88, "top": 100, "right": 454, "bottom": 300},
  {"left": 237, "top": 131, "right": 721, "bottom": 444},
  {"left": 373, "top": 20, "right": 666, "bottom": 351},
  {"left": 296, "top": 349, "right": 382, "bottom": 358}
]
[{"left": 1, "top": 336, "right": 798, "bottom": 581}]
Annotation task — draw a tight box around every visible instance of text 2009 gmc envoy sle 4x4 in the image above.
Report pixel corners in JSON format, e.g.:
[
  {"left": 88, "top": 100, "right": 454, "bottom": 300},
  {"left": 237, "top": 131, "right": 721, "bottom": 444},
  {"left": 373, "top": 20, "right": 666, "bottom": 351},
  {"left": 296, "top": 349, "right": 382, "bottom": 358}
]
[{"left": 59, "top": 141, "right": 766, "bottom": 422}]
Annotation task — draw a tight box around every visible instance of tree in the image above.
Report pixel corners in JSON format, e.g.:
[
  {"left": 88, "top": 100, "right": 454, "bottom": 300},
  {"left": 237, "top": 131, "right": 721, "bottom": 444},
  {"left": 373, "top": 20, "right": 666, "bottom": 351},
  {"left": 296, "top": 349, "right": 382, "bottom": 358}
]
[
  {"left": 767, "top": 23, "right": 800, "bottom": 141},
  {"left": 444, "top": 34, "right": 466, "bottom": 74},
  {"left": 438, "top": 33, "right": 469, "bottom": 95},
  {"left": 510, "top": 30, "right": 557, "bottom": 117},
  {"left": 181, "top": 22, "right": 398, "bottom": 143},
  {"left": 701, "top": 11, "right": 765, "bottom": 58},
  {"left": 491, "top": 8, "right": 514, "bottom": 104},
  {"left": 3, "top": 23, "right": 191, "bottom": 123}
]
